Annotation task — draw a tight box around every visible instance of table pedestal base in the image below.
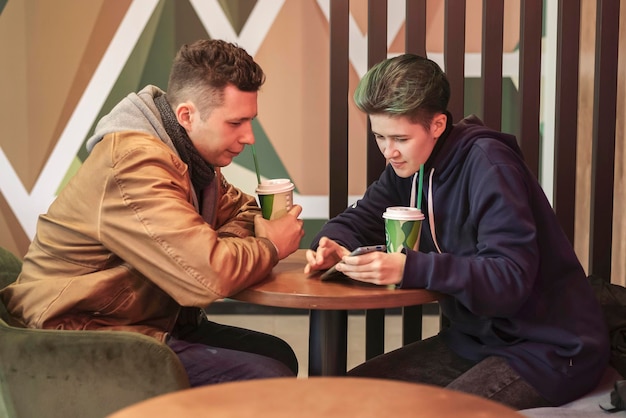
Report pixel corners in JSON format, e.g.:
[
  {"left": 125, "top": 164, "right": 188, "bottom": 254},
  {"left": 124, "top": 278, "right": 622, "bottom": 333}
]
[{"left": 308, "top": 310, "right": 347, "bottom": 376}]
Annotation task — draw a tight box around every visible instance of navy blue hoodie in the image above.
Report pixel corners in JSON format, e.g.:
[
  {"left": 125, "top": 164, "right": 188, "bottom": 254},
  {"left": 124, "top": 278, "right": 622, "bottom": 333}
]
[{"left": 311, "top": 115, "right": 609, "bottom": 405}]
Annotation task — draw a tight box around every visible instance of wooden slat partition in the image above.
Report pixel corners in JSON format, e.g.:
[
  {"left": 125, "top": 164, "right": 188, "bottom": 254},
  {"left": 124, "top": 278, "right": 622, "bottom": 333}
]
[
  {"left": 328, "top": 0, "right": 350, "bottom": 219},
  {"left": 518, "top": 0, "right": 543, "bottom": 178},
  {"left": 589, "top": 0, "right": 620, "bottom": 280},
  {"left": 402, "top": 0, "right": 429, "bottom": 349},
  {"left": 364, "top": 0, "right": 388, "bottom": 361},
  {"left": 444, "top": 0, "right": 466, "bottom": 122},
  {"left": 324, "top": 0, "right": 351, "bottom": 375},
  {"left": 405, "top": 0, "right": 427, "bottom": 56},
  {"left": 553, "top": 0, "right": 581, "bottom": 244},
  {"left": 481, "top": 0, "right": 504, "bottom": 131},
  {"left": 366, "top": 0, "right": 388, "bottom": 185}
]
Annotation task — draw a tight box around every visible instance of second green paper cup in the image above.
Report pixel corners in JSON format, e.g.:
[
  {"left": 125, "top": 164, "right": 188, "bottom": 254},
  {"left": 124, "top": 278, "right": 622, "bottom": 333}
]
[{"left": 383, "top": 207, "right": 425, "bottom": 253}]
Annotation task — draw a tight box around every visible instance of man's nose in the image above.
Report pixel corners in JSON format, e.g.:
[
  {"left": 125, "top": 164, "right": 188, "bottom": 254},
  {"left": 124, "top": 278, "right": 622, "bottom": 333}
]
[
  {"left": 241, "top": 122, "right": 255, "bottom": 144},
  {"left": 382, "top": 140, "right": 397, "bottom": 159}
]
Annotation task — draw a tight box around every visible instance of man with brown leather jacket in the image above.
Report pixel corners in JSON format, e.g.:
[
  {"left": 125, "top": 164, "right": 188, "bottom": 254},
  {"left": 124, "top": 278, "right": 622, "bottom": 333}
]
[{"left": 0, "top": 39, "right": 304, "bottom": 385}]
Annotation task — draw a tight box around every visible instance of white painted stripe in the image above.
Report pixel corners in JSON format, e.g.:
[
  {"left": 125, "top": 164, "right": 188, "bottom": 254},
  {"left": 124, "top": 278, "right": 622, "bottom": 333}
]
[
  {"left": 0, "top": 0, "right": 160, "bottom": 238},
  {"left": 188, "top": 0, "right": 238, "bottom": 45},
  {"left": 189, "top": 0, "right": 285, "bottom": 57}
]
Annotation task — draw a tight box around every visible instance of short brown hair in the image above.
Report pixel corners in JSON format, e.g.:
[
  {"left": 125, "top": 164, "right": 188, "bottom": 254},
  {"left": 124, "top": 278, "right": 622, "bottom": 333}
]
[{"left": 167, "top": 39, "right": 265, "bottom": 116}]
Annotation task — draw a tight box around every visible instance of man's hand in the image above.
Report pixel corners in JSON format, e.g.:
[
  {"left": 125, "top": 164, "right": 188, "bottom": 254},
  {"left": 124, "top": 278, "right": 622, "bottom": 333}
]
[
  {"left": 333, "top": 251, "right": 406, "bottom": 286},
  {"left": 305, "top": 237, "right": 406, "bottom": 285},
  {"left": 304, "top": 237, "right": 350, "bottom": 274},
  {"left": 254, "top": 205, "right": 304, "bottom": 259}
]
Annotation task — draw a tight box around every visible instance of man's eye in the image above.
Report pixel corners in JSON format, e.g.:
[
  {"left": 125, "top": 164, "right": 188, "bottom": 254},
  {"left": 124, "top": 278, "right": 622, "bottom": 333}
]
[{"left": 229, "top": 122, "right": 242, "bottom": 126}]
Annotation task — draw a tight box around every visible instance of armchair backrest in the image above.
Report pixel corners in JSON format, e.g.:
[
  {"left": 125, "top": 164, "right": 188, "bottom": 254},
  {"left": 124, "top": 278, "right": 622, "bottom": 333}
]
[
  {"left": 0, "top": 247, "right": 21, "bottom": 289},
  {"left": 0, "top": 248, "right": 190, "bottom": 417},
  {"left": 0, "top": 247, "right": 22, "bottom": 324}
]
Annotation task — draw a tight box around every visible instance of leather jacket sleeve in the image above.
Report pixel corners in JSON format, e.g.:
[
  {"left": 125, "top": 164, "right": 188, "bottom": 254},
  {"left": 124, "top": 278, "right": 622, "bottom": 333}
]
[{"left": 213, "top": 171, "right": 262, "bottom": 239}]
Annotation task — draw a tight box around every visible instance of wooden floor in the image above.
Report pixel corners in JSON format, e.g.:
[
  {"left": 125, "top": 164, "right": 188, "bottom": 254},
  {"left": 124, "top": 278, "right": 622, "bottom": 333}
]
[{"left": 207, "top": 312, "right": 440, "bottom": 377}]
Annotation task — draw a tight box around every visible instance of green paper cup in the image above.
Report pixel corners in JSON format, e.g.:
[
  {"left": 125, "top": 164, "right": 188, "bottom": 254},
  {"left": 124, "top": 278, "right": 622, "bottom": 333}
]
[
  {"left": 255, "top": 179, "right": 295, "bottom": 220},
  {"left": 383, "top": 207, "right": 425, "bottom": 253}
]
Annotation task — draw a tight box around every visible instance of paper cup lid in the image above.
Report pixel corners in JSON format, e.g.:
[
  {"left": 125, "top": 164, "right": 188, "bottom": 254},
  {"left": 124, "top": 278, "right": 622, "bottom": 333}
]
[
  {"left": 382, "top": 206, "right": 425, "bottom": 221},
  {"left": 255, "top": 178, "right": 295, "bottom": 194}
]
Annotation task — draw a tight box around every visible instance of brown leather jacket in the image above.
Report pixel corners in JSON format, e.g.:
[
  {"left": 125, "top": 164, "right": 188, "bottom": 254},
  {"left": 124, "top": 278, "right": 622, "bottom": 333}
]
[{"left": 0, "top": 131, "right": 277, "bottom": 342}]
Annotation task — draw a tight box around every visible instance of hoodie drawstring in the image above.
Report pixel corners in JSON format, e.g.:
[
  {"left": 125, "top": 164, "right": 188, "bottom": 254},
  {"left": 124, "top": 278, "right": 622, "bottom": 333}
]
[
  {"left": 428, "top": 168, "right": 442, "bottom": 254},
  {"left": 410, "top": 172, "right": 418, "bottom": 208}
]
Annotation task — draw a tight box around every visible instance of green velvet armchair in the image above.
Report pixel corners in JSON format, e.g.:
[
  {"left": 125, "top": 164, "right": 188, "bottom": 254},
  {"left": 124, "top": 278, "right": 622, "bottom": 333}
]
[{"left": 0, "top": 247, "right": 190, "bottom": 418}]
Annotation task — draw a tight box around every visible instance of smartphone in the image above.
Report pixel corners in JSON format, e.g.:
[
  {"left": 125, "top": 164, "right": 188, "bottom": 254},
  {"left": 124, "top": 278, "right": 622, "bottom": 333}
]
[{"left": 319, "top": 245, "right": 386, "bottom": 281}]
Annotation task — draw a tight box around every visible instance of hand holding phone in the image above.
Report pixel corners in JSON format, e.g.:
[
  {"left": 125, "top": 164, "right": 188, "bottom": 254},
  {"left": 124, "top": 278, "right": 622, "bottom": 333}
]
[{"left": 319, "top": 245, "right": 386, "bottom": 281}]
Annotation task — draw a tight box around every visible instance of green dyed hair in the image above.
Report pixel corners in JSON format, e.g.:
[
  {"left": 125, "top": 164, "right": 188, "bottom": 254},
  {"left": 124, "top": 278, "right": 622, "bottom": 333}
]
[{"left": 353, "top": 54, "right": 450, "bottom": 128}]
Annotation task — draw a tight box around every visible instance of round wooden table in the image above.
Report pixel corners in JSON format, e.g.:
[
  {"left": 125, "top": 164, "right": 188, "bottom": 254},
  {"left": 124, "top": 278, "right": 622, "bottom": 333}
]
[
  {"left": 108, "top": 377, "right": 525, "bottom": 418},
  {"left": 233, "top": 249, "right": 440, "bottom": 310},
  {"left": 229, "top": 250, "right": 442, "bottom": 376}
]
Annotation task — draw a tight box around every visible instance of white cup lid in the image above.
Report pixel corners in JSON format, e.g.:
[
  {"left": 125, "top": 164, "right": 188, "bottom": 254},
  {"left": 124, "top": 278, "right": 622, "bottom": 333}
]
[
  {"left": 255, "top": 178, "right": 295, "bottom": 194},
  {"left": 382, "top": 206, "right": 425, "bottom": 221}
]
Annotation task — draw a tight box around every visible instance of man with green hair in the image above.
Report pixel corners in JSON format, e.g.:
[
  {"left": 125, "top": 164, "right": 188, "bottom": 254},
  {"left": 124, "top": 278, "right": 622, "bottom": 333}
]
[{"left": 305, "top": 54, "right": 609, "bottom": 409}]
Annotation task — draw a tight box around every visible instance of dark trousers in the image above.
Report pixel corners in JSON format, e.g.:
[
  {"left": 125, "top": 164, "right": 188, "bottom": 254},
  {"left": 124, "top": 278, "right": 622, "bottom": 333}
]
[
  {"left": 348, "top": 335, "right": 552, "bottom": 410},
  {"left": 167, "top": 317, "right": 298, "bottom": 387}
]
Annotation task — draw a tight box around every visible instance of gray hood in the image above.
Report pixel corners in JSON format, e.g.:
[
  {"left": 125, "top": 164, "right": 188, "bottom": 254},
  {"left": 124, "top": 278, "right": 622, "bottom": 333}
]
[
  {"left": 84, "top": 85, "right": 207, "bottom": 213},
  {"left": 86, "top": 85, "right": 176, "bottom": 154}
]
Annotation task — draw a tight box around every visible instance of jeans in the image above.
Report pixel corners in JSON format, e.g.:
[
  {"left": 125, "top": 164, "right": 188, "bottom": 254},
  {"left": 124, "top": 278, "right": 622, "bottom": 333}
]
[
  {"left": 347, "top": 335, "right": 552, "bottom": 410},
  {"left": 167, "top": 317, "right": 298, "bottom": 387}
]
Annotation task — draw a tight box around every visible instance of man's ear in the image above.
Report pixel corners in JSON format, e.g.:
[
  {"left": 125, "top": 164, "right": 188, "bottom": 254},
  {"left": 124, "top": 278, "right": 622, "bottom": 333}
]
[
  {"left": 175, "top": 102, "right": 194, "bottom": 130},
  {"left": 431, "top": 113, "right": 447, "bottom": 138}
]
